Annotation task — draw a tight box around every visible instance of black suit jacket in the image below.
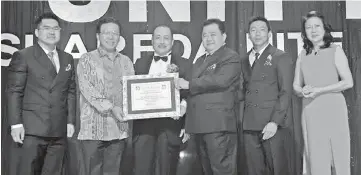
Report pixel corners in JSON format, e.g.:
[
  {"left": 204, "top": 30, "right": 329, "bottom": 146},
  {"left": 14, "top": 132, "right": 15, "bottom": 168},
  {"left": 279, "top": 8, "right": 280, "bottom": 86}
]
[
  {"left": 240, "top": 44, "right": 294, "bottom": 131},
  {"left": 6, "top": 44, "right": 76, "bottom": 137},
  {"left": 185, "top": 46, "right": 242, "bottom": 134},
  {"left": 133, "top": 53, "right": 191, "bottom": 134}
]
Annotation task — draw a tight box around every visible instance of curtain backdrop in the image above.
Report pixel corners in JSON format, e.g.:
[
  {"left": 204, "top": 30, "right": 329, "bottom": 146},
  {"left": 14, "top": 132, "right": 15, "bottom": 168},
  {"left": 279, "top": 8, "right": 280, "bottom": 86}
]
[{"left": 2, "top": 1, "right": 360, "bottom": 175}]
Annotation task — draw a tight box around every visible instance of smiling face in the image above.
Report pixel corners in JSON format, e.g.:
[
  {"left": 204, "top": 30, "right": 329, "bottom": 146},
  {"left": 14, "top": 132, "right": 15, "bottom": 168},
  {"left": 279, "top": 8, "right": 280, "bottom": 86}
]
[
  {"left": 304, "top": 16, "right": 325, "bottom": 46},
  {"left": 152, "top": 26, "right": 173, "bottom": 56},
  {"left": 202, "top": 23, "right": 226, "bottom": 54},
  {"left": 248, "top": 20, "right": 271, "bottom": 49},
  {"left": 35, "top": 18, "right": 61, "bottom": 47},
  {"left": 96, "top": 22, "right": 120, "bottom": 52}
]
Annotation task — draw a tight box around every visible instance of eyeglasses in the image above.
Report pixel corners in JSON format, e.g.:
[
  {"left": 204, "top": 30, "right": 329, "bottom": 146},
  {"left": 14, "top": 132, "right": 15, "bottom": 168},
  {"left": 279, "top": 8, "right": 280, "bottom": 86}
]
[
  {"left": 38, "top": 26, "right": 61, "bottom": 31},
  {"left": 100, "top": 31, "right": 120, "bottom": 37}
]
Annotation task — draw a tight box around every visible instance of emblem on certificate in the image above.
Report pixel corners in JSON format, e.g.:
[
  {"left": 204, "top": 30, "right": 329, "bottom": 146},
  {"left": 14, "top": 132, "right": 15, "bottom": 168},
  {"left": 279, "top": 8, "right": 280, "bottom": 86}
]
[{"left": 122, "top": 73, "right": 180, "bottom": 120}]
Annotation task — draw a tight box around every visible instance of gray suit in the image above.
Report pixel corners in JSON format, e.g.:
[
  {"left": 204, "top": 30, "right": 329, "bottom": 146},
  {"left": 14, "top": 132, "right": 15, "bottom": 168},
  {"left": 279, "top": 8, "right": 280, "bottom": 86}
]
[
  {"left": 240, "top": 44, "right": 294, "bottom": 175},
  {"left": 6, "top": 43, "right": 76, "bottom": 175},
  {"left": 185, "top": 46, "right": 241, "bottom": 175}
]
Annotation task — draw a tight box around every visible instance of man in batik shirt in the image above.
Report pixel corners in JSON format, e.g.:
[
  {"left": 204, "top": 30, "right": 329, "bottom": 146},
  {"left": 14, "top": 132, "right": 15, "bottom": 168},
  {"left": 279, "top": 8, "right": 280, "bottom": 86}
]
[{"left": 77, "top": 17, "right": 134, "bottom": 175}]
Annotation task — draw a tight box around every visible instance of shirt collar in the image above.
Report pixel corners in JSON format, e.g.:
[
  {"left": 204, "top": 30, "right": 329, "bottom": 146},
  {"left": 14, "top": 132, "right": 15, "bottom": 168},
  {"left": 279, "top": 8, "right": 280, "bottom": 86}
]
[
  {"left": 97, "top": 46, "right": 119, "bottom": 61},
  {"left": 251, "top": 43, "right": 270, "bottom": 56},
  {"left": 38, "top": 42, "right": 57, "bottom": 55}
]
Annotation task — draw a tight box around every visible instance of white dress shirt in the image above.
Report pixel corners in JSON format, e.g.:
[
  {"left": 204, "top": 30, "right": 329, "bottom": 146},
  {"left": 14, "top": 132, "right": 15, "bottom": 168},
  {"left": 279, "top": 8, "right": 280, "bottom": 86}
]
[
  {"left": 249, "top": 43, "right": 270, "bottom": 66},
  {"left": 149, "top": 53, "right": 172, "bottom": 75},
  {"left": 148, "top": 53, "right": 187, "bottom": 109}
]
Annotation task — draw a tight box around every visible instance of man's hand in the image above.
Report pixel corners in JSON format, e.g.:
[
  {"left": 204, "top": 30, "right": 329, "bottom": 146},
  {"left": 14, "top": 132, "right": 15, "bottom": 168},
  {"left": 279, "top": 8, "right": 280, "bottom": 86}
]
[
  {"left": 175, "top": 78, "right": 189, "bottom": 90},
  {"left": 262, "top": 122, "right": 278, "bottom": 140},
  {"left": 67, "top": 124, "right": 75, "bottom": 138},
  {"left": 112, "top": 106, "right": 125, "bottom": 122},
  {"left": 179, "top": 129, "right": 190, "bottom": 143},
  {"left": 11, "top": 127, "right": 25, "bottom": 144}
]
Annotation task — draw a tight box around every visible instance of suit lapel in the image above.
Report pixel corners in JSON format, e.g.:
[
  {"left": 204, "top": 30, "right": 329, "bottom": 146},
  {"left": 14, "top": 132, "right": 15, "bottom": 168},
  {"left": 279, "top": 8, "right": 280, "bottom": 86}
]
[
  {"left": 34, "top": 44, "right": 57, "bottom": 78},
  {"left": 193, "top": 46, "right": 226, "bottom": 78},
  {"left": 251, "top": 44, "right": 272, "bottom": 74},
  {"left": 50, "top": 49, "right": 66, "bottom": 88},
  {"left": 192, "top": 54, "right": 208, "bottom": 78},
  {"left": 170, "top": 53, "right": 177, "bottom": 65},
  {"left": 142, "top": 54, "right": 154, "bottom": 74}
]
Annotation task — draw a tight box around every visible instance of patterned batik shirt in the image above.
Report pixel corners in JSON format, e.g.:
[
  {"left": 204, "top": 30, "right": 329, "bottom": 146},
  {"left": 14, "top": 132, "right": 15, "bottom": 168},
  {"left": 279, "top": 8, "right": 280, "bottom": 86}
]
[{"left": 77, "top": 47, "right": 134, "bottom": 141}]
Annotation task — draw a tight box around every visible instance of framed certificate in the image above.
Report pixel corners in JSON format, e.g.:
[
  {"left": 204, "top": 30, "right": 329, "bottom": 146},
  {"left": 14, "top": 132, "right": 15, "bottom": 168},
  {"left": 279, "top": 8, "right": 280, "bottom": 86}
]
[{"left": 122, "top": 73, "right": 180, "bottom": 120}]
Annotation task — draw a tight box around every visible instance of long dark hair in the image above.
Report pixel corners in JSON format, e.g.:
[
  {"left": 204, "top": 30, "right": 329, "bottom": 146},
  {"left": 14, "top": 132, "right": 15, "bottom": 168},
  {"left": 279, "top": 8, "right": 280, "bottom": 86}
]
[{"left": 301, "top": 11, "right": 334, "bottom": 55}]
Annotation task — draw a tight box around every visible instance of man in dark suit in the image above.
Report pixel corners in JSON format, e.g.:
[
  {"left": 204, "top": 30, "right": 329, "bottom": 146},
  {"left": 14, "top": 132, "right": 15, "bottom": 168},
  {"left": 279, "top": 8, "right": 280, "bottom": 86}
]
[
  {"left": 239, "top": 16, "right": 294, "bottom": 175},
  {"left": 176, "top": 18, "right": 242, "bottom": 175},
  {"left": 133, "top": 25, "right": 191, "bottom": 175},
  {"left": 6, "top": 12, "right": 76, "bottom": 175}
]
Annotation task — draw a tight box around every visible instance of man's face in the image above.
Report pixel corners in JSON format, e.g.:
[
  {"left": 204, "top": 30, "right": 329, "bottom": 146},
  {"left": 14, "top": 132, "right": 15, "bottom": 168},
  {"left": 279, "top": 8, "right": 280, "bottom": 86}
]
[
  {"left": 96, "top": 22, "right": 120, "bottom": 52},
  {"left": 152, "top": 26, "right": 174, "bottom": 56},
  {"left": 202, "top": 23, "right": 226, "bottom": 54},
  {"left": 249, "top": 20, "right": 271, "bottom": 48},
  {"left": 35, "top": 18, "right": 61, "bottom": 47}
]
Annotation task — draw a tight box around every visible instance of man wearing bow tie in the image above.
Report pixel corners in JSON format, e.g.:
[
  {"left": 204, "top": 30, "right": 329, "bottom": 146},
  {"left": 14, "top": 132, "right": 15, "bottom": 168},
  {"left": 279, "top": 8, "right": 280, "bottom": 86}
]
[
  {"left": 133, "top": 25, "right": 191, "bottom": 175},
  {"left": 6, "top": 12, "right": 75, "bottom": 175}
]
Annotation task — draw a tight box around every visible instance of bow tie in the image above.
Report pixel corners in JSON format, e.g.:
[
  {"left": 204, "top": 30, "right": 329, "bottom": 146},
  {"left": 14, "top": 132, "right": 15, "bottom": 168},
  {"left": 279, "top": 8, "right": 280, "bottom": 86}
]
[{"left": 154, "top": 56, "right": 168, "bottom": 62}]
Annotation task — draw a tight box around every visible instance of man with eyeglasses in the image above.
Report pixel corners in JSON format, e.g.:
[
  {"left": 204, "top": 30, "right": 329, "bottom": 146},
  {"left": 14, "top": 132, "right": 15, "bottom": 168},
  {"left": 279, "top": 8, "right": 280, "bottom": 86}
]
[
  {"left": 6, "top": 12, "right": 76, "bottom": 175},
  {"left": 76, "top": 17, "right": 134, "bottom": 175}
]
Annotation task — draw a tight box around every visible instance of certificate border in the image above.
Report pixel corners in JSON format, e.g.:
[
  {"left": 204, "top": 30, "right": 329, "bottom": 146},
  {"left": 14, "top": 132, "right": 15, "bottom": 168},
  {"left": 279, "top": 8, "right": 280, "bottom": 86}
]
[{"left": 122, "top": 73, "right": 180, "bottom": 120}]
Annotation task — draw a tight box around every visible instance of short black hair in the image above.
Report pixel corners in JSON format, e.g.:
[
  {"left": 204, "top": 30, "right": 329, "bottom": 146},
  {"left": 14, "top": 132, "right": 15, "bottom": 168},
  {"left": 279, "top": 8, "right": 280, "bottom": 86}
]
[
  {"left": 203, "top": 18, "right": 226, "bottom": 34},
  {"left": 35, "top": 12, "right": 60, "bottom": 29},
  {"left": 301, "top": 11, "right": 334, "bottom": 55},
  {"left": 248, "top": 16, "right": 272, "bottom": 32},
  {"left": 152, "top": 25, "right": 174, "bottom": 40},
  {"left": 96, "top": 17, "right": 122, "bottom": 34}
]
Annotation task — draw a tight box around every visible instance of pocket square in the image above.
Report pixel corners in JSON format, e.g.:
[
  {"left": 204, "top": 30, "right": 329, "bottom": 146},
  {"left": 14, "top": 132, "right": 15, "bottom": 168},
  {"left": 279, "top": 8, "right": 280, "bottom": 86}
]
[
  {"left": 264, "top": 55, "right": 272, "bottom": 66},
  {"left": 65, "top": 64, "right": 72, "bottom": 71},
  {"left": 206, "top": 63, "right": 217, "bottom": 71}
]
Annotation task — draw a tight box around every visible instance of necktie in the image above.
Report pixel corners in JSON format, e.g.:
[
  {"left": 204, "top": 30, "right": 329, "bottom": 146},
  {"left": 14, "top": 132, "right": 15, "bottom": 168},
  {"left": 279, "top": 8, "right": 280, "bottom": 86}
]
[
  {"left": 47, "top": 52, "right": 57, "bottom": 72},
  {"left": 251, "top": 52, "right": 260, "bottom": 69},
  {"left": 154, "top": 56, "right": 168, "bottom": 62},
  {"left": 203, "top": 54, "right": 209, "bottom": 63}
]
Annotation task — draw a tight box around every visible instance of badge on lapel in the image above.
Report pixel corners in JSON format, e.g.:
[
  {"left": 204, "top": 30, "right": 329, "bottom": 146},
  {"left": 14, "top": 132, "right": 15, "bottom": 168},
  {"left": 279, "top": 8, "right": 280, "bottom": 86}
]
[
  {"left": 206, "top": 63, "right": 217, "bottom": 71},
  {"left": 65, "top": 64, "right": 72, "bottom": 71},
  {"left": 264, "top": 55, "right": 272, "bottom": 66}
]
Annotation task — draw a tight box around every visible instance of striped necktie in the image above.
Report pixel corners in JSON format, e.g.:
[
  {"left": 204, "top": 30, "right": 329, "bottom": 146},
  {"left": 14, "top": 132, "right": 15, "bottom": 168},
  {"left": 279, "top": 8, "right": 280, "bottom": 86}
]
[
  {"left": 251, "top": 52, "right": 260, "bottom": 69},
  {"left": 47, "top": 51, "right": 57, "bottom": 72}
]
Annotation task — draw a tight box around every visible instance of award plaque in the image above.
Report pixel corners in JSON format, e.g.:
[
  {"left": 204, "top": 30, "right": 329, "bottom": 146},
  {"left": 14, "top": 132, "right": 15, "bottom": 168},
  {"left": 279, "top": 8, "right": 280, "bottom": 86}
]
[{"left": 122, "top": 73, "right": 180, "bottom": 120}]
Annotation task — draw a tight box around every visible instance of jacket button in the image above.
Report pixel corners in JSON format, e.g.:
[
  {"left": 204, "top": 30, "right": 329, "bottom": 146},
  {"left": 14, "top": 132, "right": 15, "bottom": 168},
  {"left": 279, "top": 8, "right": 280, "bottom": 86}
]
[
  {"left": 41, "top": 76, "right": 45, "bottom": 79},
  {"left": 254, "top": 104, "right": 258, "bottom": 107},
  {"left": 255, "top": 90, "right": 258, "bottom": 93}
]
